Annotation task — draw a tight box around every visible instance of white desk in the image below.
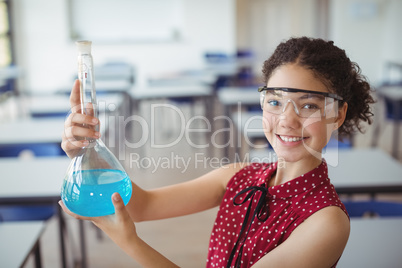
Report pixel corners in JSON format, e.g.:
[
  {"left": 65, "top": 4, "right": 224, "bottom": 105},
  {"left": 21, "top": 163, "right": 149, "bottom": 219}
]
[
  {"left": 217, "top": 86, "right": 260, "bottom": 106},
  {"left": 0, "top": 221, "right": 45, "bottom": 268},
  {"left": 59, "top": 80, "right": 133, "bottom": 94},
  {"left": 0, "top": 157, "right": 79, "bottom": 268},
  {"left": 147, "top": 73, "right": 216, "bottom": 87},
  {"left": 130, "top": 84, "right": 213, "bottom": 121},
  {"left": 0, "top": 112, "right": 115, "bottom": 157},
  {"left": 0, "top": 157, "right": 69, "bottom": 199},
  {"left": 0, "top": 117, "right": 65, "bottom": 145},
  {"left": 338, "top": 218, "right": 402, "bottom": 267},
  {"left": 25, "top": 95, "right": 71, "bottom": 117},
  {"left": 326, "top": 148, "right": 402, "bottom": 194},
  {"left": 130, "top": 84, "right": 212, "bottom": 99},
  {"left": 26, "top": 93, "right": 124, "bottom": 118},
  {"left": 23, "top": 93, "right": 125, "bottom": 157},
  {"left": 204, "top": 62, "right": 242, "bottom": 77}
]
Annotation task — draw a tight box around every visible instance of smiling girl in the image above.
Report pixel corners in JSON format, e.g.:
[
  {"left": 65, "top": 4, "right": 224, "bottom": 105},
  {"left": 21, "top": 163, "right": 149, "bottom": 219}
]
[{"left": 60, "top": 37, "right": 374, "bottom": 267}]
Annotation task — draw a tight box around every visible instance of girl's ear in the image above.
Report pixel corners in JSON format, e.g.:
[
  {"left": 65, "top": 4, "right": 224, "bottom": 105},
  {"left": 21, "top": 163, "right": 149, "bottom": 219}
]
[{"left": 333, "top": 102, "right": 348, "bottom": 130}]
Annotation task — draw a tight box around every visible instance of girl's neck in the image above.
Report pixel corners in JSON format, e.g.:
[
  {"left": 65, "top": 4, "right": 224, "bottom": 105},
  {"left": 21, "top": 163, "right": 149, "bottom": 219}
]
[{"left": 269, "top": 157, "right": 322, "bottom": 187}]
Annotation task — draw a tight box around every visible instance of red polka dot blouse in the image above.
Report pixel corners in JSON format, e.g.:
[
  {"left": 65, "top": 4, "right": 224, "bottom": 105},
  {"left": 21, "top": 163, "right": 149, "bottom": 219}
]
[{"left": 206, "top": 160, "right": 348, "bottom": 268}]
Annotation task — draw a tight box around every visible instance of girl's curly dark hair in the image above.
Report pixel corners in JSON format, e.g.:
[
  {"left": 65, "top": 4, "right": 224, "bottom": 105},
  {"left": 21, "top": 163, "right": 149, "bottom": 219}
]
[{"left": 262, "top": 36, "right": 375, "bottom": 139}]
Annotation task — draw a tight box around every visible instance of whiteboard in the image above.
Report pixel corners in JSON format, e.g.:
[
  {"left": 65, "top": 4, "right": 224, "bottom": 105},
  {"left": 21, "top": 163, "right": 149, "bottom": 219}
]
[{"left": 68, "top": 0, "right": 183, "bottom": 42}]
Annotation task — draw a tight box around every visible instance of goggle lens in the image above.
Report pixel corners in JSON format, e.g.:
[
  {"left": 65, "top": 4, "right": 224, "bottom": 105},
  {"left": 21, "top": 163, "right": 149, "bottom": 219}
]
[{"left": 259, "top": 88, "right": 340, "bottom": 118}]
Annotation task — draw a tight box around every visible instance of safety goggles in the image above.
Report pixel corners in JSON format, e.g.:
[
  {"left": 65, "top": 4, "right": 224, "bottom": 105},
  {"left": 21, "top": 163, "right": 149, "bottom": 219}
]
[{"left": 258, "top": 87, "right": 343, "bottom": 118}]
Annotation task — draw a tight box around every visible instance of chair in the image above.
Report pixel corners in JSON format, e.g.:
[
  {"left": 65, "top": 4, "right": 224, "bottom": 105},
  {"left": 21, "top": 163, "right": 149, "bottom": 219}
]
[
  {"left": 343, "top": 200, "right": 402, "bottom": 217},
  {"left": 0, "top": 79, "right": 13, "bottom": 94},
  {"left": 206, "top": 50, "right": 257, "bottom": 92},
  {"left": 204, "top": 52, "right": 236, "bottom": 92},
  {"left": 0, "top": 65, "right": 20, "bottom": 94},
  {"left": 0, "top": 143, "right": 65, "bottom": 157},
  {"left": 0, "top": 205, "right": 56, "bottom": 222},
  {"left": 30, "top": 109, "right": 68, "bottom": 119}
]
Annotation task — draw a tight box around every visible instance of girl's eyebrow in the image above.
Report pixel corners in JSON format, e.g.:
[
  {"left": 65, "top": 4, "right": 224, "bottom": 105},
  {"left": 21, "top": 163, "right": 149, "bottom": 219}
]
[
  {"left": 299, "top": 93, "right": 325, "bottom": 100},
  {"left": 266, "top": 90, "right": 326, "bottom": 100},
  {"left": 267, "top": 90, "right": 284, "bottom": 97}
]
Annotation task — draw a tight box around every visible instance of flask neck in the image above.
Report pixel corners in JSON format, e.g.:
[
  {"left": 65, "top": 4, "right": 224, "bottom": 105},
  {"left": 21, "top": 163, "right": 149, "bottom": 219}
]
[
  {"left": 78, "top": 53, "right": 98, "bottom": 118},
  {"left": 76, "top": 40, "right": 99, "bottom": 145}
]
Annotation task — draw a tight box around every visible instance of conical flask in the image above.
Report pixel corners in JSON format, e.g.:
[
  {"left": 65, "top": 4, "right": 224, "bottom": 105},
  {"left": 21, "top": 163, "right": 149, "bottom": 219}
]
[{"left": 61, "top": 41, "right": 132, "bottom": 217}]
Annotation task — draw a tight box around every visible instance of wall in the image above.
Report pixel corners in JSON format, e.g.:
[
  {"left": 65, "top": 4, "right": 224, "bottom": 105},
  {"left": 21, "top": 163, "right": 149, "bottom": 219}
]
[
  {"left": 329, "top": 0, "right": 402, "bottom": 86},
  {"left": 237, "top": 0, "right": 402, "bottom": 86},
  {"left": 236, "top": 0, "right": 318, "bottom": 79},
  {"left": 10, "top": 0, "right": 402, "bottom": 92},
  {"left": 11, "top": 0, "right": 236, "bottom": 94}
]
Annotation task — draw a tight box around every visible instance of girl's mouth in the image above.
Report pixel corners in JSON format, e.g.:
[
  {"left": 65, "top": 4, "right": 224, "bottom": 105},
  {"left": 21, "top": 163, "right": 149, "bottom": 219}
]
[{"left": 276, "top": 134, "right": 307, "bottom": 143}]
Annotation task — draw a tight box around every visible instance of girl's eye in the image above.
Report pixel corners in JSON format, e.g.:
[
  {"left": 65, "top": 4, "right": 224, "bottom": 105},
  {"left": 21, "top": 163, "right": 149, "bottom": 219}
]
[
  {"left": 267, "top": 100, "right": 281, "bottom": 106},
  {"left": 301, "top": 103, "right": 320, "bottom": 110}
]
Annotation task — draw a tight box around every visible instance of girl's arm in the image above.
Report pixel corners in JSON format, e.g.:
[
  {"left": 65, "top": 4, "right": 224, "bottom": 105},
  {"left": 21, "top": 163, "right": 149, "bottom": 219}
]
[
  {"left": 252, "top": 206, "right": 350, "bottom": 268},
  {"left": 126, "top": 162, "right": 245, "bottom": 222}
]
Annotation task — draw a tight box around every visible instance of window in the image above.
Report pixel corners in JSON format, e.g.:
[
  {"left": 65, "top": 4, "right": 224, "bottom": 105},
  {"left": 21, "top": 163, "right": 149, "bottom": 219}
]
[
  {"left": 0, "top": 0, "right": 12, "bottom": 67},
  {"left": 67, "top": 0, "right": 183, "bottom": 43}
]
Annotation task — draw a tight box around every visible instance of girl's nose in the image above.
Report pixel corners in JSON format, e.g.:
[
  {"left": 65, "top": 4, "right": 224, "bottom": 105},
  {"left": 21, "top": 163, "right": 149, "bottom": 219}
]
[{"left": 278, "top": 100, "right": 302, "bottom": 129}]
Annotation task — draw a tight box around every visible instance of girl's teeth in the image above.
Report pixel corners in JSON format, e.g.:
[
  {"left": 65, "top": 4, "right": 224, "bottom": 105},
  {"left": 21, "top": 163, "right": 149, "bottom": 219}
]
[{"left": 280, "top": 136, "right": 303, "bottom": 142}]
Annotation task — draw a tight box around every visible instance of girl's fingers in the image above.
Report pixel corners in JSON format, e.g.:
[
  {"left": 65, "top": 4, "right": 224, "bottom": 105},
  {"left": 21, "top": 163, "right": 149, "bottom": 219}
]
[
  {"left": 66, "top": 112, "right": 98, "bottom": 127},
  {"left": 58, "top": 200, "right": 94, "bottom": 221},
  {"left": 69, "top": 80, "right": 97, "bottom": 118},
  {"left": 111, "top": 193, "right": 131, "bottom": 223},
  {"left": 70, "top": 80, "right": 81, "bottom": 113},
  {"left": 64, "top": 113, "right": 99, "bottom": 139},
  {"left": 61, "top": 137, "right": 88, "bottom": 151},
  {"left": 84, "top": 102, "right": 96, "bottom": 117},
  {"left": 111, "top": 193, "right": 137, "bottom": 239},
  {"left": 62, "top": 111, "right": 100, "bottom": 156},
  {"left": 64, "top": 124, "right": 100, "bottom": 140}
]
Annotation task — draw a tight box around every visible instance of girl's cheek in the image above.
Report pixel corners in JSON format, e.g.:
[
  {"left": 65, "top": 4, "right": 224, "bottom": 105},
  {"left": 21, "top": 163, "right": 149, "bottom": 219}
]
[
  {"left": 302, "top": 119, "right": 334, "bottom": 147},
  {"left": 302, "top": 120, "right": 322, "bottom": 133},
  {"left": 262, "top": 113, "right": 275, "bottom": 133}
]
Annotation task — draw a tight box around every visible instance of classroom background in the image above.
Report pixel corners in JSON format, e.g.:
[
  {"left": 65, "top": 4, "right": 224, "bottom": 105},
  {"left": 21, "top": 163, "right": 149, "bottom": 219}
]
[{"left": 1, "top": 0, "right": 402, "bottom": 267}]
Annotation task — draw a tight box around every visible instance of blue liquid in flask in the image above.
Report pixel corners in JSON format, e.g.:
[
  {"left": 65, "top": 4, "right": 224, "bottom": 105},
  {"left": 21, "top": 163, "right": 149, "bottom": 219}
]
[{"left": 61, "top": 169, "right": 132, "bottom": 217}]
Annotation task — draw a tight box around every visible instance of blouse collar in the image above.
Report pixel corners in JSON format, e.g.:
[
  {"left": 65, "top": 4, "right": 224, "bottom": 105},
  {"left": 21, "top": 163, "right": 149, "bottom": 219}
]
[{"left": 257, "top": 160, "right": 329, "bottom": 199}]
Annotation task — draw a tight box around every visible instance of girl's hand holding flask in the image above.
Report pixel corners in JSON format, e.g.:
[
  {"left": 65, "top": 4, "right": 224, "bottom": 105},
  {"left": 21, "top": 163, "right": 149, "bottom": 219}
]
[{"left": 61, "top": 79, "right": 100, "bottom": 159}]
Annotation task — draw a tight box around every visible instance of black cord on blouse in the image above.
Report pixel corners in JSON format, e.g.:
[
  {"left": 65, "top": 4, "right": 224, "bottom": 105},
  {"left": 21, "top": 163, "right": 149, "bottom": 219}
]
[{"left": 226, "top": 184, "right": 270, "bottom": 268}]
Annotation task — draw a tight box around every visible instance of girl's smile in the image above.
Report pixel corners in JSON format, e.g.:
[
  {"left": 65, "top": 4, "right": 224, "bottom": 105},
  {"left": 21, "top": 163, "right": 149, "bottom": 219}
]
[{"left": 276, "top": 134, "right": 308, "bottom": 144}]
